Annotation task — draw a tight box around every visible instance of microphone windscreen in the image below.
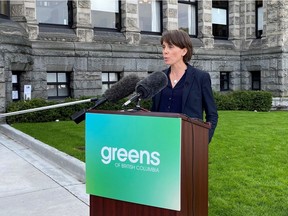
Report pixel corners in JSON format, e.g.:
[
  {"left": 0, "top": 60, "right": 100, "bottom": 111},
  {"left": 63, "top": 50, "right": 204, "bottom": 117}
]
[
  {"left": 136, "top": 71, "right": 168, "bottom": 99},
  {"left": 104, "top": 74, "right": 141, "bottom": 102}
]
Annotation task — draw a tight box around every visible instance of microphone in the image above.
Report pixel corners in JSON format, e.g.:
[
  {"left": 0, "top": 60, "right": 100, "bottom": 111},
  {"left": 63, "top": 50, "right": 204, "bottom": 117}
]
[
  {"left": 123, "top": 71, "right": 168, "bottom": 107},
  {"left": 71, "top": 74, "right": 140, "bottom": 123},
  {"left": 96, "top": 74, "right": 141, "bottom": 105}
]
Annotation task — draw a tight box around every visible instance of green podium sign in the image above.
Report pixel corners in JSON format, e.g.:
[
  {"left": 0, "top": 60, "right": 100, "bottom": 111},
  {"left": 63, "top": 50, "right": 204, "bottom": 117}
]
[{"left": 86, "top": 112, "right": 182, "bottom": 210}]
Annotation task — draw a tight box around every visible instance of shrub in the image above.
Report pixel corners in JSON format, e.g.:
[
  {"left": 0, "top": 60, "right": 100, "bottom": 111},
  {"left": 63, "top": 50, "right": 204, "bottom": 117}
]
[
  {"left": 231, "top": 90, "right": 272, "bottom": 112},
  {"left": 6, "top": 98, "right": 95, "bottom": 124},
  {"left": 5, "top": 90, "right": 271, "bottom": 123},
  {"left": 214, "top": 90, "right": 272, "bottom": 112},
  {"left": 5, "top": 97, "right": 153, "bottom": 124},
  {"left": 213, "top": 92, "right": 237, "bottom": 110}
]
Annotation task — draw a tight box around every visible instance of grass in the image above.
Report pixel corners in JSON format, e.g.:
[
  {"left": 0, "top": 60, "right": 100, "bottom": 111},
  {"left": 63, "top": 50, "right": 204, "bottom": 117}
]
[
  {"left": 12, "top": 120, "right": 86, "bottom": 162},
  {"left": 209, "top": 111, "right": 288, "bottom": 216},
  {"left": 11, "top": 111, "right": 288, "bottom": 216}
]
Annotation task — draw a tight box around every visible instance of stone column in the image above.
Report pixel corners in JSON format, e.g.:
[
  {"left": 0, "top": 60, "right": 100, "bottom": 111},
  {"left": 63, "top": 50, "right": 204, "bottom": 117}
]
[
  {"left": 263, "top": 0, "right": 288, "bottom": 48},
  {"left": 121, "top": 0, "right": 140, "bottom": 44},
  {"left": 72, "top": 0, "right": 93, "bottom": 42},
  {"left": 9, "top": 0, "right": 39, "bottom": 40},
  {"left": 229, "top": 1, "right": 241, "bottom": 50},
  {"left": 240, "top": 0, "right": 255, "bottom": 49},
  {"left": 162, "top": 0, "right": 178, "bottom": 31},
  {"left": 0, "top": 66, "right": 6, "bottom": 113},
  {"left": 197, "top": 0, "right": 213, "bottom": 48},
  {"left": 263, "top": 1, "right": 288, "bottom": 97}
]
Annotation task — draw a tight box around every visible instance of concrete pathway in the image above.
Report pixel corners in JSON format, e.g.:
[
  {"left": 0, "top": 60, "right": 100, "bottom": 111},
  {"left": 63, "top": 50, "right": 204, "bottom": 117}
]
[{"left": 0, "top": 124, "right": 89, "bottom": 216}]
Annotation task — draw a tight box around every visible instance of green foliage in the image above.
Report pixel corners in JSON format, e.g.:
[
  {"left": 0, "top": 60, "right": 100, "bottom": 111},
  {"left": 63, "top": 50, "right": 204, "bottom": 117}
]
[
  {"left": 5, "top": 90, "right": 271, "bottom": 123},
  {"left": 214, "top": 90, "right": 272, "bottom": 112},
  {"left": 6, "top": 97, "right": 95, "bottom": 124},
  {"left": 6, "top": 97, "right": 153, "bottom": 124},
  {"left": 213, "top": 92, "right": 237, "bottom": 110}
]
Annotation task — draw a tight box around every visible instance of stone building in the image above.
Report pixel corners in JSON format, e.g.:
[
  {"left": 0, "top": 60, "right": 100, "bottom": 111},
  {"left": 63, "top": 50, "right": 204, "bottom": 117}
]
[{"left": 0, "top": 0, "right": 287, "bottom": 112}]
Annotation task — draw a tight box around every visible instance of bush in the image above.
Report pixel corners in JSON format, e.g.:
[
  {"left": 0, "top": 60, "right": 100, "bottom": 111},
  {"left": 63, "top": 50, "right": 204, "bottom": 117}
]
[
  {"left": 6, "top": 97, "right": 95, "bottom": 124},
  {"left": 231, "top": 91, "right": 272, "bottom": 112},
  {"left": 213, "top": 92, "right": 237, "bottom": 110},
  {"left": 5, "top": 90, "right": 271, "bottom": 123},
  {"left": 214, "top": 90, "right": 272, "bottom": 112},
  {"left": 6, "top": 97, "right": 153, "bottom": 124}
]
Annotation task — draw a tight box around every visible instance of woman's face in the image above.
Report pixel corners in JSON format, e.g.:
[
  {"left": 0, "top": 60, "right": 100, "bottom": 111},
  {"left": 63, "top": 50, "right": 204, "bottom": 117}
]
[{"left": 162, "top": 41, "right": 187, "bottom": 66}]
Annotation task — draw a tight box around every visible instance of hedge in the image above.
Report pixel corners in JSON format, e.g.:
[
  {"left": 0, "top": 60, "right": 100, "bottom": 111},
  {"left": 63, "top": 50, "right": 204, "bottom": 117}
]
[
  {"left": 5, "top": 90, "right": 272, "bottom": 123},
  {"left": 214, "top": 90, "right": 272, "bottom": 112},
  {"left": 5, "top": 97, "right": 152, "bottom": 124}
]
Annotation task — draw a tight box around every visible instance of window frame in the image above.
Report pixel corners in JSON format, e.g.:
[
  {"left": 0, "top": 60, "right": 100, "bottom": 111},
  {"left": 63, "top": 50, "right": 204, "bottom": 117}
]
[
  {"left": 139, "top": 0, "right": 163, "bottom": 35},
  {"left": 220, "top": 72, "right": 230, "bottom": 91},
  {"left": 47, "top": 72, "right": 71, "bottom": 99},
  {"left": 178, "top": 0, "right": 198, "bottom": 37},
  {"left": 12, "top": 71, "right": 21, "bottom": 101},
  {"left": 91, "top": 0, "right": 122, "bottom": 32},
  {"left": 212, "top": 0, "right": 229, "bottom": 40},
  {"left": 0, "top": 0, "right": 10, "bottom": 18},
  {"left": 255, "top": 0, "right": 263, "bottom": 38},
  {"left": 101, "top": 72, "right": 121, "bottom": 94},
  {"left": 36, "top": 0, "right": 73, "bottom": 28},
  {"left": 251, "top": 71, "right": 261, "bottom": 90}
]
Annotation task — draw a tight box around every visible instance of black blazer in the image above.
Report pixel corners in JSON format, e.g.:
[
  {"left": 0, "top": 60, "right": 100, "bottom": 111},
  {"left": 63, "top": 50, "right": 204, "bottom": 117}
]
[{"left": 151, "top": 64, "right": 218, "bottom": 143}]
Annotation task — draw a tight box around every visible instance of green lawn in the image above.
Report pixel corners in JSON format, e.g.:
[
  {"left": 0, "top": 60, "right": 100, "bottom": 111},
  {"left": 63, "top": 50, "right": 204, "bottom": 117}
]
[
  {"left": 12, "top": 120, "right": 86, "bottom": 162},
  {"left": 11, "top": 111, "right": 288, "bottom": 216},
  {"left": 209, "top": 111, "right": 288, "bottom": 216}
]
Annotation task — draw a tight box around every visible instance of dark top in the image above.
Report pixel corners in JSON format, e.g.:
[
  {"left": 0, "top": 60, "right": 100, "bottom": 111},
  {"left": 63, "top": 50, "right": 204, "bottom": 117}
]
[
  {"left": 158, "top": 72, "right": 186, "bottom": 113},
  {"left": 151, "top": 64, "right": 218, "bottom": 143}
]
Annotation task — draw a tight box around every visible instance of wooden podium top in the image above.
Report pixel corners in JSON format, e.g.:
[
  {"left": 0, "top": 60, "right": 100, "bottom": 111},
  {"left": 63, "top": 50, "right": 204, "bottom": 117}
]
[{"left": 88, "top": 109, "right": 211, "bottom": 129}]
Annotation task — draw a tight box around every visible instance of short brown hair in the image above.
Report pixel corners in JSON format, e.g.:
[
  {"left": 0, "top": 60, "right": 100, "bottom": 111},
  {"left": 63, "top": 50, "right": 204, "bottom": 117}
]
[{"left": 160, "top": 30, "right": 193, "bottom": 63}]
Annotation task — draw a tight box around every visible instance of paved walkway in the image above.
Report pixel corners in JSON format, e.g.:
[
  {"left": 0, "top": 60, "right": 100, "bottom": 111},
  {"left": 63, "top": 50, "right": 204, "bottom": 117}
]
[{"left": 0, "top": 124, "right": 89, "bottom": 216}]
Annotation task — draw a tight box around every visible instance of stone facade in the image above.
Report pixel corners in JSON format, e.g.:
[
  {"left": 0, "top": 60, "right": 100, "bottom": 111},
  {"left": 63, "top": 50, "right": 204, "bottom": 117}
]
[{"left": 0, "top": 0, "right": 288, "bottom": 113}]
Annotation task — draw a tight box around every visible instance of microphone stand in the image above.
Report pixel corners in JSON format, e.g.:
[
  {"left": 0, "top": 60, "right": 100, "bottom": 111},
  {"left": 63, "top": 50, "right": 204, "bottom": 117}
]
[
  {"left": 122, "top": 98, "right": 150, "bottom": 112},
  {"left": 70, "top": 99, "right": 106, "bottom": 124},
  {"left": 0, "top": 98, "right": 98, "bottom": 118}
]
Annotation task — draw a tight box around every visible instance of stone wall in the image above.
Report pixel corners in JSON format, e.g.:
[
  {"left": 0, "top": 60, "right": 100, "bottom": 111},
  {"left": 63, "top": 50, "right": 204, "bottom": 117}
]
[
  {"left": 0, "top": 0, "right": 288, "bottom": 113},
  {"left": 0, "top": 66, "right": 5, "bottom": 113}
]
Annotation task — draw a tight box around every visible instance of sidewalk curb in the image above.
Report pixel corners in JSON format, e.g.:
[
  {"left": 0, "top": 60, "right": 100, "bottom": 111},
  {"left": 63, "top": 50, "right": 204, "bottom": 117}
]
[{"left": 0, "top": 123, "right": 86, "bottom": 182}]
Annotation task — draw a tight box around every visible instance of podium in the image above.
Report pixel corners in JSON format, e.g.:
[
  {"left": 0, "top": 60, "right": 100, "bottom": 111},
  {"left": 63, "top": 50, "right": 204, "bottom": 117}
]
[{"left": 85, "top": 110, "right": 210, "bottom": 216}]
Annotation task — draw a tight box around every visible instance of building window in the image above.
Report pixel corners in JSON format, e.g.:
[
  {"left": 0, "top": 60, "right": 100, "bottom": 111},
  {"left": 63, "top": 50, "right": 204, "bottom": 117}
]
[
  {"left": 0, "top": 0, "right": 9, "bottom": 17},
  {"left": 47, "top": 72, "right": 70, "bottom": 99},
  {"left": 139, "top": 0, "right": 162, "bottom": 34},
  {"left": 91, "top": 0, "right": 121, "bottom": 31},
  {"left": 212, "top": 0, "right": 228, "bottom": 39},
  {"left": 220, "top": 72, "right": 230, "bottom": 91},
  {"left": 102, "top": 72, "right": 120, "bottom": 94},
  {"left": 178, "top": 0, "right": 197, "bottom": 36},
  {"left": 251, "top": 71, "right": 261, "bottom": 90},
  {"left": 256, "top": 0, "right": 263, "bottom": 38},
  {"left": 36, "top": 0, "right": 72, "bottom": 26},
  {"left": 12, "top": 72, "right": 21, "bottom": 101}
]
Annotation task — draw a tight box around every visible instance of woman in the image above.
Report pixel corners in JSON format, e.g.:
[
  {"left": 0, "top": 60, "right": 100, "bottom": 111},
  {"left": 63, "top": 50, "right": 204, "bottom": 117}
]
[{"left": 151, "top": 29, "right": 218, "bottom": 143}]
